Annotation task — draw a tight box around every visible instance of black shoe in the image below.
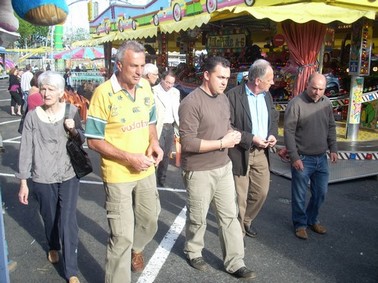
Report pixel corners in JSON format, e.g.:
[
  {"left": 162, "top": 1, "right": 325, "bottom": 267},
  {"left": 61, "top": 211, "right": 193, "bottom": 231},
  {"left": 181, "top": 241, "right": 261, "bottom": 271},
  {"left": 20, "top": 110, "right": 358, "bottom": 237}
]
[
  {"left": 0, "top": 147, "right": 4, "bottom": 153},
  {"left": 245, "top": 224, "right": 258, "bottom": 238},
  {"left": 157, "top": 182, "right": 166, "bottom": 188},
  {"left": 188, "top": 257, "right": 208, "bottom": 271},
  {"left": 231, "top": 266, "right": 257, "bottom": 279}
]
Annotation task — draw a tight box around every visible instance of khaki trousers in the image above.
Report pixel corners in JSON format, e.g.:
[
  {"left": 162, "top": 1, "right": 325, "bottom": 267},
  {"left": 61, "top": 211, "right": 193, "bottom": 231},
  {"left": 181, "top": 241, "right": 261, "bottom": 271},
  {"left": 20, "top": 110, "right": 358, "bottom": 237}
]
[
  {"left": 104, "top": 174, "right": 161, "bottom": 283},
  {"left": 234, "top": 148, "right": 270, "bottom": 235},
  {"left": 183, "top": 162, "right": 245, "bottom": 273}
]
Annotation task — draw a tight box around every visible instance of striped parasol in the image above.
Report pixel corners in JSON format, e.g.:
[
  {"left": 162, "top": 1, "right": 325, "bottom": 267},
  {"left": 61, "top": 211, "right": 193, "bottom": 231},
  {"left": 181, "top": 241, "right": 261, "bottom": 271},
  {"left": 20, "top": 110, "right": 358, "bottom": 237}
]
[
  {"left": 0, "top": 58, "right": 15, "bottom": 71},
  {"left": 54, "top": 47, "right": 104, "bottom": 60}
]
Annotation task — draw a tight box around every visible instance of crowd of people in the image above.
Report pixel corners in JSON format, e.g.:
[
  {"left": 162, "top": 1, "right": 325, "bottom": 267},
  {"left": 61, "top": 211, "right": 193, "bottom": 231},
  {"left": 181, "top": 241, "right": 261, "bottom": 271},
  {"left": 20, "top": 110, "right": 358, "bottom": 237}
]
[
  {"left": 7, "top": 65, "right": 96, "bottom": 123},
  {"left": 10, "top": 40, "right": 337, "bottom": 283}
]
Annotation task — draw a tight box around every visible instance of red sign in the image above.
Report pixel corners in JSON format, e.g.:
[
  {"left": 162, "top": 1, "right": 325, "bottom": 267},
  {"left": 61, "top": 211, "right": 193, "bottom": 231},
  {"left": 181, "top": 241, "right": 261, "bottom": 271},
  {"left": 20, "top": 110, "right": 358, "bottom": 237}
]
[{"left": 273, "top": 34, "right": 285, "bottom": 47}]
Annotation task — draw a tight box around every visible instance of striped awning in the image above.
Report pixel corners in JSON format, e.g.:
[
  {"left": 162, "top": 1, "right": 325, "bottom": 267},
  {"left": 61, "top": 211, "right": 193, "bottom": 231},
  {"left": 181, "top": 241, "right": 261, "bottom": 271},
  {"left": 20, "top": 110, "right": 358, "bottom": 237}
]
[
  {"left": 159, "top": 13, "right": 211, "bottom": 34},
  {"left": 114, "top": 25, "right": 158, "bottom": 40}
]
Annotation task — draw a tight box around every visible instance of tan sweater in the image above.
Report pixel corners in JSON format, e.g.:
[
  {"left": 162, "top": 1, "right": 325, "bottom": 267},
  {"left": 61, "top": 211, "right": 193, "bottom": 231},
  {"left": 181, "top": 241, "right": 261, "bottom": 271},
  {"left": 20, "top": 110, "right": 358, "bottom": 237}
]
[{"left": 179, "top": 87, "right": 232, "bottom": 171}]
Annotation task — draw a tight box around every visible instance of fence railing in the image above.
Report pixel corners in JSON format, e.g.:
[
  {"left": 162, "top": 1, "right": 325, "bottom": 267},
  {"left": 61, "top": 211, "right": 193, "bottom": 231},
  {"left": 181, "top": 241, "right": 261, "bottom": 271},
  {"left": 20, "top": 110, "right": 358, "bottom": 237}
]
[{"left": 60, "top": 71, "right": 105, "bottom": 90}]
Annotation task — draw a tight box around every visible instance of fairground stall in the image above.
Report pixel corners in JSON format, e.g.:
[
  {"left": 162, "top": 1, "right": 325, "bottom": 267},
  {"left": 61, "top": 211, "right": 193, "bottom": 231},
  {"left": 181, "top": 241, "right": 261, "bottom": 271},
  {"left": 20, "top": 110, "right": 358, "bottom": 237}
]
[{"left": 77, "top": 0, "right": 378, "bottom": 140}]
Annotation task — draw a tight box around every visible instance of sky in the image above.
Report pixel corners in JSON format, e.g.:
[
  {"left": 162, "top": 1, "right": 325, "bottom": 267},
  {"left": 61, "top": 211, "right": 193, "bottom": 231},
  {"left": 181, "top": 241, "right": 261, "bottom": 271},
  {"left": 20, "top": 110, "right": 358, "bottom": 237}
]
[{"left": 64, "top": 0, "right": 150, "bottom": 31}]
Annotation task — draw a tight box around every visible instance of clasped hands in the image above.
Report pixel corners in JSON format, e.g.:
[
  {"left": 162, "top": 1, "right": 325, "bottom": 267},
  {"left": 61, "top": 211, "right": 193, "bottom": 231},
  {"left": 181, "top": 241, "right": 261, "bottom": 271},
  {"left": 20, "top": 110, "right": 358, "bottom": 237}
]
[
  {"left": 129, "top": 142, "right": 164, "bottom": 172},
  {"left": 253, "top": 135, "right": 277, "bottom": 149},
  {"left": 222, "top": 130, "right": 242, "bottom": 148}
]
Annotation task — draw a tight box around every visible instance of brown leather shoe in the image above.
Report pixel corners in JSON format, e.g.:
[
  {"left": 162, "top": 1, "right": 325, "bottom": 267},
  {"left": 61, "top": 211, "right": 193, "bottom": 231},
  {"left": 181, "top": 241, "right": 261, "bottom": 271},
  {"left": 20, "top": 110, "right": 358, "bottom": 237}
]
[
  {"left": 131, "top": 250, "right": 144, "bottom": 272},
  {"left": 310, "top": 224, "right": 327, "bottom": 234},
  {"left": 69, "top": 276, "right": 80, "bottom": 283},
  {"left": 295, "top": 228, "right": 308, "bottom": 240},
  {"left": 7, "top": 260, "right": 17, "bottom": 273},
  {"left": 47, "top": 250, "right": 59, "bottom": 264}
]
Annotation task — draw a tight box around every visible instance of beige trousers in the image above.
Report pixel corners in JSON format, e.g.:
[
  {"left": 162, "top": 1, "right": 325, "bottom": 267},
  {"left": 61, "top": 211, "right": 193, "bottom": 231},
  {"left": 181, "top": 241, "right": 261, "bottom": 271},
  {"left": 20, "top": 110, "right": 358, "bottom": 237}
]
[
  {"left": 104, "top": 174, "right": 161, "bottom": 283},
  {"left": 234, "top": 148, "right": 270, "bottom": 235},
  {"left": 182, "top": 162, "right": 245, "bottom": 273}
]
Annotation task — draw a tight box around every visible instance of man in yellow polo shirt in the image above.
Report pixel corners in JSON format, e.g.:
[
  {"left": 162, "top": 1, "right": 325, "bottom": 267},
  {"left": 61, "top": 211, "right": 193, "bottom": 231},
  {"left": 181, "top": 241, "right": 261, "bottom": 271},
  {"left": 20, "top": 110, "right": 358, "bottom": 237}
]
[{"left": 85, "top": 41, "right": 163, "bottom": 283}]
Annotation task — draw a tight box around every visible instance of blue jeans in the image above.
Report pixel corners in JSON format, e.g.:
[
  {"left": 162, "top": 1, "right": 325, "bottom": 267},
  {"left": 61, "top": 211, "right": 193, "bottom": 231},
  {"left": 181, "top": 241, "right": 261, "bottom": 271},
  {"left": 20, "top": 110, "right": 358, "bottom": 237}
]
[
  {"left": 22, "top": 91, "right": 29, "bottom": 112},
  {"left": 291, "top": 154, "right": 329, "bottom": 230}
]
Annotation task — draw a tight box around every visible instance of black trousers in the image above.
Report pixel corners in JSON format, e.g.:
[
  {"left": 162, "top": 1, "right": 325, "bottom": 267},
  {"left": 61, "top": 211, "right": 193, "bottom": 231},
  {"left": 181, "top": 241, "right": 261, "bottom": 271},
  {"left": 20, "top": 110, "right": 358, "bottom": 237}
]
[
  {"left": 157, "top": 123, "right": 174, "bottom": 185},
  {"left": 9, "top": 90, "right": 23, "bottom": 107},
  {"left": 33, "top": 176, "right": 80, "bottom": 279}
]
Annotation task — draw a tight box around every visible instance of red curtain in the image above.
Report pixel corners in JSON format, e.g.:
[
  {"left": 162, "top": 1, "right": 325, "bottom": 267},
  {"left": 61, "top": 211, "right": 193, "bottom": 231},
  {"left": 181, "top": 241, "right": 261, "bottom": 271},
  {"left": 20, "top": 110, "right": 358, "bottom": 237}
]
[{"left": 282, "top": 20, "right": 327, "bottom": 96}]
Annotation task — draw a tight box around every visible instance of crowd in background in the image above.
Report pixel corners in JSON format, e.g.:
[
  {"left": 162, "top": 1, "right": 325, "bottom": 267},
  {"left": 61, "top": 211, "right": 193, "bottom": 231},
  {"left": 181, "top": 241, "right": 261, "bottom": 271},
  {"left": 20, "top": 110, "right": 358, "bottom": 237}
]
[{"left": 7, "top": 65, "right": 97, "bottom": 123}]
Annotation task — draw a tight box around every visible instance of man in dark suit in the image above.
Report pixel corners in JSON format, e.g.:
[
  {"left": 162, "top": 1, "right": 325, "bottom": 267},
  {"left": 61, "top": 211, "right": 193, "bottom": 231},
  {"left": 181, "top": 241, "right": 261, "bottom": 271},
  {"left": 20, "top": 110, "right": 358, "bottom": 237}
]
[{"left": 226, "top": 59, "right": 279, "bottom": 238}]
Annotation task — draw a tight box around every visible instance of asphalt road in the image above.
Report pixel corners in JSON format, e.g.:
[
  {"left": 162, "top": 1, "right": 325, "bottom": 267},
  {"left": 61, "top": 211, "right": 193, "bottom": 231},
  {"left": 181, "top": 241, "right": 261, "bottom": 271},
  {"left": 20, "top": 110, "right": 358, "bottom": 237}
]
[{"left": 0, "top": 78, "right": 377, "bottom": 283}]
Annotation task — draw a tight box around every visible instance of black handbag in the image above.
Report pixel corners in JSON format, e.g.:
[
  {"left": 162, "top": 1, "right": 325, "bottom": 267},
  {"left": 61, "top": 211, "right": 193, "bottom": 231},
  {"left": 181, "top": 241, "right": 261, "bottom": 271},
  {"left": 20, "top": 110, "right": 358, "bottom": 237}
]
[
  {"left": 18, "top": 106, "right": 28, "bottom": 134},
  {"left": 18, "top": 113, "right": 25, "bottom": 134},
  {"left": 64, "top": 104, "right": 93, "bottom": 178}
]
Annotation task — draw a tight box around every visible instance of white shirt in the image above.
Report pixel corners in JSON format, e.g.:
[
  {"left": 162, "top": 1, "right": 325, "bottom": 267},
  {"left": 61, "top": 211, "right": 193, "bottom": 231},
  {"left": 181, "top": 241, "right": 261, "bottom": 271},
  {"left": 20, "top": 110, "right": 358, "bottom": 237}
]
[
  {"left": 152, "top": 83, "right": 180, "bottom": 138},
  {"left": 20, "top": 70, "right": 33, "bottom": 92}
]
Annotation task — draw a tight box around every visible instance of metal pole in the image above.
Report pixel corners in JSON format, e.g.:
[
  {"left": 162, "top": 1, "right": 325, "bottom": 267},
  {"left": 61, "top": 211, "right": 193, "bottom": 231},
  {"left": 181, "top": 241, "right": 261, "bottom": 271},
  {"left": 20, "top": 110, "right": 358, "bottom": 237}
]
[
  {"left": 318, "top": 42, "right": 325, "bottom": 74},
  {"left": 0, "top": 187, "right": 10, "bottom": 283},
  {"left": 50, "top": 26, "right": 55, "bottom": 60},
  {"left": 345, "top": 76, "right": 364, "bottom": 140}
]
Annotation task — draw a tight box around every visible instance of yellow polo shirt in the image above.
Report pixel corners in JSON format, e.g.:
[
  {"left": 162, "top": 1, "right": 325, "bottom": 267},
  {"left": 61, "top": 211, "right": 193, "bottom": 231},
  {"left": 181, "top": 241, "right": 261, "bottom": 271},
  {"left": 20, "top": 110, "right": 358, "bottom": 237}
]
[{"left": 85, "top": 74, "right": 157, "bottom": 183}]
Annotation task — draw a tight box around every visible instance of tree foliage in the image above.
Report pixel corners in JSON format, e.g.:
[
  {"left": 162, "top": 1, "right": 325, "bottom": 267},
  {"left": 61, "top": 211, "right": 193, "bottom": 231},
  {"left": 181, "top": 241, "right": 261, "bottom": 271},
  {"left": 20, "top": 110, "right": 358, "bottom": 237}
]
[
  {"left": 15, "top": 15, "right": 50, "bottom": 48},
  {"left": 13, "top": 13, "right": 90, "bottom": 49},
  {"left": 63, "top": 28, "right": 91, "bottom": 47}
]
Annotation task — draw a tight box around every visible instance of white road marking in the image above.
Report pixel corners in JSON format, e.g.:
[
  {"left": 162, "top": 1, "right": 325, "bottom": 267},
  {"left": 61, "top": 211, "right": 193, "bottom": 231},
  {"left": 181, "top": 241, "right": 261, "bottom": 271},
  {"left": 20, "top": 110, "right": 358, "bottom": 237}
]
[
  {"left": 0, "top": 119, "right": 20, "bottom": 125},
  {"left": 3, "top": 137, "right": 21, "bottom": 143},
  {"left": 0, "top": 173, "right": 15, "bottom": 178},
  {"left": 158, "top": 187, "right": 186, "bottom": 193},
  {"left": 137, "top": 206, "right": 187, "bottom": 283},
  {"left": 0, "top": 173, "right": 186, "bottom": 193}
]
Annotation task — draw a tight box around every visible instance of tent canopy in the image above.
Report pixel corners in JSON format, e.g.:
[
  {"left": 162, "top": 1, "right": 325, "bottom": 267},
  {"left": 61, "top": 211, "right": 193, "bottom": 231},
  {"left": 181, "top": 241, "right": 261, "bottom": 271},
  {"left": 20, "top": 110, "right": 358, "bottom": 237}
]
[
  {"left": 328, "top": 0, "right": 378, "bottom": 13},
  {"left": 159, "top": 13, "right": 211, "bottom": 34},
  {"left": 234, "top": 2, "right": 376, "bottom": 24},
  {"left": 54, "top": 47, "right": 104, "bottom": 60},
  {"left": 0, "top": 27, "right": 20, "bottom": 48}
]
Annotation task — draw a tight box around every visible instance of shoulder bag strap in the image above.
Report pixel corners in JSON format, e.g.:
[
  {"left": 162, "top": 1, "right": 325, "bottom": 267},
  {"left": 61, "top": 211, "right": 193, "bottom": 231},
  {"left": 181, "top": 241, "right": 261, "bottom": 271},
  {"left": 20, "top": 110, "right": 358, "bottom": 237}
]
[{"left": 64, "top": 103, "right": 70, "bottom": 119}]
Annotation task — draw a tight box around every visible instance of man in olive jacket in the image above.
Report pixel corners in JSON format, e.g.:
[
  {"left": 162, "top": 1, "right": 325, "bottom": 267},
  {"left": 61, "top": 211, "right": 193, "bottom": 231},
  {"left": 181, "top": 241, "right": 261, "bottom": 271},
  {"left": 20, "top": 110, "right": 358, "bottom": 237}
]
[{"left": 226, "top": 59, "right": 278, "bottom": 238}]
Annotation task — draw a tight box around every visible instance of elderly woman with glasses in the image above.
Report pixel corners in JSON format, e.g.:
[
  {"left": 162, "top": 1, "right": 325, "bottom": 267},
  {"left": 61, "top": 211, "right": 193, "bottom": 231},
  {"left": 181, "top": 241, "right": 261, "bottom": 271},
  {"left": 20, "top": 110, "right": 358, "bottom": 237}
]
[{"left": 16, "top": 71, "right": 84, "bottom": 283}]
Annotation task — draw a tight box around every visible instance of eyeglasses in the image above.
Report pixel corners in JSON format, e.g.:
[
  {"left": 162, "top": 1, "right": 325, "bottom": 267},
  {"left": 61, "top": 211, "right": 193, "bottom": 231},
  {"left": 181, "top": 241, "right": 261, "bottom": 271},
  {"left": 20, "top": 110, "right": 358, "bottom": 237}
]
[{"left": 151, "top": 73, "right": 159, "bottom": 76}]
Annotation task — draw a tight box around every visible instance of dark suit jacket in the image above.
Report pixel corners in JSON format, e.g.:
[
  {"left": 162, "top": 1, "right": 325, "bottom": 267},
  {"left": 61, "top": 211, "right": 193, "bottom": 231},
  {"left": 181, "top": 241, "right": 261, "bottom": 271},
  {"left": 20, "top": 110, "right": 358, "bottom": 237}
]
[{"left": 226, "top": 84, "right": 279, "bottom": 176}]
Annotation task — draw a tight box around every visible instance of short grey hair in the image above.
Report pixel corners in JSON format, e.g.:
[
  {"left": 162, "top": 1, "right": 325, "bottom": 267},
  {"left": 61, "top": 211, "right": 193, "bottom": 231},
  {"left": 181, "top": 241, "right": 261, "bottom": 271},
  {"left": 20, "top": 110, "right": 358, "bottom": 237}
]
[
  {"left": 116, "top": 41, "right": 145, "bottom": 63},
  {"left": 143, "top": 63, "right": 158, "bottom": 76},
  {"left": 38, "top": 71, "right": 65, "bottom": 92},
  {"left": 248, "top": 59, "right": 272, "bottom": 82}
]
